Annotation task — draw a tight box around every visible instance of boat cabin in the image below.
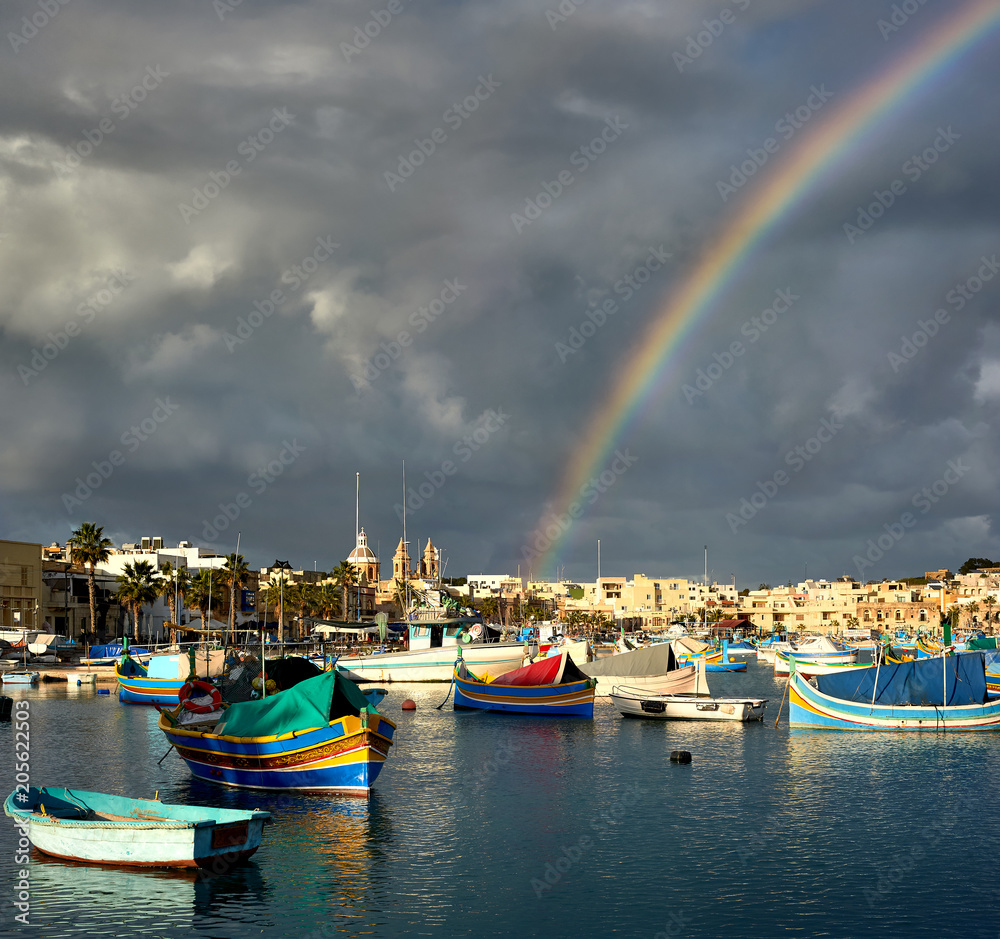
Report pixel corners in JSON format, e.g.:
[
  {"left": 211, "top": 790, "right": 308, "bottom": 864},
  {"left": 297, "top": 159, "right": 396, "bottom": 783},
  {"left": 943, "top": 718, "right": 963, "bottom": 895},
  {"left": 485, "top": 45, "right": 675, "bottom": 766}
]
[{"left": 408, "top": 621, "right": 482, "bottom": 651}]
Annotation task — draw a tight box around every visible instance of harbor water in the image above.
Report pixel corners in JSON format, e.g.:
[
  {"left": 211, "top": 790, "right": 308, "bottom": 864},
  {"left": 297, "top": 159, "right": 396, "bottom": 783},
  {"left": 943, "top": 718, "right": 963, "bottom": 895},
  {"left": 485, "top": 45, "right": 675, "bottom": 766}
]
[{"left": 2, "top": 659, "right": 999, "bottom": 938}]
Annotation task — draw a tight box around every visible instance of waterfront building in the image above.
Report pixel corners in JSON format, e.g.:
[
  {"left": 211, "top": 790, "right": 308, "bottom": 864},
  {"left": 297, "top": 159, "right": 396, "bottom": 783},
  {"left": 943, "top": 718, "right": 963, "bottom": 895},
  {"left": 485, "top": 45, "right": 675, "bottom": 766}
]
[{"left": 0, "top": 539, "right": 43, "bottom": 637}]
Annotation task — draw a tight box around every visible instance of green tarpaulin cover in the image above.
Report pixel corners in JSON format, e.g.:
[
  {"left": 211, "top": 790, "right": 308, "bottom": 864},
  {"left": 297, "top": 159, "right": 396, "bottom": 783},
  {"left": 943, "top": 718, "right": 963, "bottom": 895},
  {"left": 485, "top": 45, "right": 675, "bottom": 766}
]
[
  {"left": 215, "top": 668, "right": 372, "bottom": 739},
  {"left": 965, "top": 637, "right": 997, "bottom": 651}
]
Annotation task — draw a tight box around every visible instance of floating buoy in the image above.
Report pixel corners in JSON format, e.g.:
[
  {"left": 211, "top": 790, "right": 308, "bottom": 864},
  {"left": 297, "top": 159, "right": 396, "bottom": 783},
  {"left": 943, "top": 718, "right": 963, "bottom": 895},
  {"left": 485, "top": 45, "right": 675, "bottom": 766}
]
[
  {"left": 670, "top": 750, "right": 692, "bottom": 764},
  {"left": 401, "top": 699, "right": 416, "bottom": 711}
]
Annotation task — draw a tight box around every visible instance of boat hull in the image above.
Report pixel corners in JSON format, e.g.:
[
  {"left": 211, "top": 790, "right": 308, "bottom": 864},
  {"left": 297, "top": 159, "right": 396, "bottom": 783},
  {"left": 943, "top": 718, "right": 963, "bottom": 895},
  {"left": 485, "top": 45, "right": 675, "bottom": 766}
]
[
  {"left": 788, "top": 671, "right": 1000, "bottom": 730},
  {"left": 160, "top": 711, "right": 396, "bottom": 795},
  {"left": 610, "top": 688, "right": 767, "bottom": 722},
  {"left": 775, "top": 652, "right": 871, "bottom": 678},
  {"left": 4, "top": 787, "right": 268, "bottom": 869},
  {"left": 337, "top": 643, "right": 525, "bottom": 682},
  {"left": 453, "top": 674, "right": 595, "bottom": 717},
  {"left": 115, "top": 656, "right": 185, "bottom": 706},
  {"left": 774, "top": 651, "right": 858, "bottom": 675},
  {"left": 1, "top": 672, "right": 39, "bottom": 685}
]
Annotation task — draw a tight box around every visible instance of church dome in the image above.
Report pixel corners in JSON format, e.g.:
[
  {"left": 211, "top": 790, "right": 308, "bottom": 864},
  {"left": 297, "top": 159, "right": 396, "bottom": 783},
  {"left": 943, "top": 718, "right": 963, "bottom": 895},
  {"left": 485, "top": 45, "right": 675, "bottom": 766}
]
[{"left": 347, "top": 528, "right": 377, "bottom": 563}]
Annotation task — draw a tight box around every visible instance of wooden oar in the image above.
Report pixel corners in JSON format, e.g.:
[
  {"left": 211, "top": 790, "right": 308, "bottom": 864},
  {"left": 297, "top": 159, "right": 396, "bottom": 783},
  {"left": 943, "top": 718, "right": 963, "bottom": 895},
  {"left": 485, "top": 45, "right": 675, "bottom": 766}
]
[{"left": 774, "top": 674, "right": 791, "bottom": 728}]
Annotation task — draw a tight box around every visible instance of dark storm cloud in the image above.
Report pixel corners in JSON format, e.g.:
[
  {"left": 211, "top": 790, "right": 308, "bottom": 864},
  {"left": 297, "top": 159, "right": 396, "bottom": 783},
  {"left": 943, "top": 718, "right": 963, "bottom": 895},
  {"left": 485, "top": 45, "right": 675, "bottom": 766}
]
[{"left": 0, "top": 0, "right": 997, "bottom": 585}]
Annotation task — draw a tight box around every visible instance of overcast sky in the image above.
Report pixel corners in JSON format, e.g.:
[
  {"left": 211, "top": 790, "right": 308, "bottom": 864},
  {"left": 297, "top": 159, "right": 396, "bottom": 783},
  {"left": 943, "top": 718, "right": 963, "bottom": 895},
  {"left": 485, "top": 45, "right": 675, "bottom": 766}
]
[{"left": 1, "top": 0, "right": 998, "bottom": 588}]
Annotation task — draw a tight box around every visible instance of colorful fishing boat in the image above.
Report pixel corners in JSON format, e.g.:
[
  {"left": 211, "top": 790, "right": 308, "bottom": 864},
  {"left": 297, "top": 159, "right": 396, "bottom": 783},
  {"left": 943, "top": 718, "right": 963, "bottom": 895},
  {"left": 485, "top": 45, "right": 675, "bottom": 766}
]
[
  {"left": 984, "top": 649, "right": 1000, "bottom": 698},
  {"left": 159, "top": 667, "right": 395, "bottom": 795},
  {"left": 453, "top": 652, "right": 596, "bottom": 717},
  {"left": 4, "top": 786, "right": 269, "bottom": 869},
  {"left": 774, "top": 650, "right": 875, "bottom": 679},
  {"left": 773, "top": 636, "right": 858, "bottom": 675},
  {"left": 788, "top": 652, "right": 1000, "bottom": 730},
  {"left": 116, "top": 645, "right": 226, "bottom": 706}
]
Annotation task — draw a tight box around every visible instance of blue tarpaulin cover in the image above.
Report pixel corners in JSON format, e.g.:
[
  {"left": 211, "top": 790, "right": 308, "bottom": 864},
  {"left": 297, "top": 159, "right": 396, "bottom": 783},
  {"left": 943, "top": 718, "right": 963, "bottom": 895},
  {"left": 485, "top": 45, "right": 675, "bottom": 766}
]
[{"left": 816, "top": 652, "right": 988, "bottom": 706}]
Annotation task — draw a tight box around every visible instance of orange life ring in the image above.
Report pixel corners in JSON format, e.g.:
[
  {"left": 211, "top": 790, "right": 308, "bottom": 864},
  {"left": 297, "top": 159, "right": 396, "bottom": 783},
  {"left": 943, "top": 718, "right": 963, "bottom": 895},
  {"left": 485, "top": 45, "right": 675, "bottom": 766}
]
[{"left": 178, "top": 679, "right": 222, "bottom": 713}]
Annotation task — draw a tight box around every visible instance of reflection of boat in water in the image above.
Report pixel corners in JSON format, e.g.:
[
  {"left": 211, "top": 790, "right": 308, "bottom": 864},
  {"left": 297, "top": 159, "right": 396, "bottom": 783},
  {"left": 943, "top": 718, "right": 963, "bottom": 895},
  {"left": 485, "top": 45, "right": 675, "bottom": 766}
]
[{"left": 26, "top": 847, "right": 267, "bottom": 932}]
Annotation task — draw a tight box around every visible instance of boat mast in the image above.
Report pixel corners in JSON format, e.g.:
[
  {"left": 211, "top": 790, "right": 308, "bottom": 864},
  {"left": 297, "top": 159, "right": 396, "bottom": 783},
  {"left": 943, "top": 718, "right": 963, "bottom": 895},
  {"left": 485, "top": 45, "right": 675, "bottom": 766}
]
[{"left": 356, "top": 471, "right": 361, "bottom": 622}]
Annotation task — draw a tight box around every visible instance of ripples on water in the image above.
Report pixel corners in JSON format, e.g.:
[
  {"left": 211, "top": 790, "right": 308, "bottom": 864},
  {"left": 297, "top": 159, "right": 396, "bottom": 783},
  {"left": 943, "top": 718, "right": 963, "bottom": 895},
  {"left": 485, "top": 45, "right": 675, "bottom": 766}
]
[{"left": 2, "top": 662, "right": 999, "bottom": 938}]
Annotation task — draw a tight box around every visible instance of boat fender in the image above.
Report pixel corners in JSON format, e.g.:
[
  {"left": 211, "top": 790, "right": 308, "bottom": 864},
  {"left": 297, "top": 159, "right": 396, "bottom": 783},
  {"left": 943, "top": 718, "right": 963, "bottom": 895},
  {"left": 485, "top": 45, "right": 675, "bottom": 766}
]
[
  {"left": 670, "top": 750, "right": 692, "bottom": 764},
  {"left": 179, "top": 679, "right": 222, "bottom": 713}
]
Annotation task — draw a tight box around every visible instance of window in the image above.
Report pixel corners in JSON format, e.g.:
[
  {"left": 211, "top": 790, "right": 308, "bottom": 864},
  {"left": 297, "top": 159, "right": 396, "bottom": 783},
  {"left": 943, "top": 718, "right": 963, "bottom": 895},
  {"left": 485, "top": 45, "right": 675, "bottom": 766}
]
[
  {"left": 895, "top": 610, "right": 902, "bottom": 621},
  {"left": 919, "top": 610, "right": 927, "bottom": 622}
]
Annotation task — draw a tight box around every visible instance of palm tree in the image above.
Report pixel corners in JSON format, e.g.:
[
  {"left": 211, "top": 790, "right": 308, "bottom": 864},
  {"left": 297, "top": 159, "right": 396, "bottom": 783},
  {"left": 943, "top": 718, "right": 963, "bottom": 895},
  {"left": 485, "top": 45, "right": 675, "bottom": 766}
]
[
  {"left": 967, "top": 601, "right": 980, "bottom": 631},
  {"left": 332, "top": 562, "right": 357, "bottom": 622},
  {"left": 222, "top": 553, "right": 250, "bottom": 639},
  {"left": 985, "top": 595, "right": 997, "bottom": 633},
  {"left": 116, "top": 560, "right": 161, "bottom": 642},
  {"left": 68, "top": 522, "right": 113, "bottom": 642},
  {"left": 187, "top": 569, "right": 218, "bottom": 633},
  {"left": 158, "top": 562, "right": 191, "bottom": 644},
  {"left": 318, "top": 582, "right": 342, "bottom": 619},
  {"left": 295, "top": 583, "right": 318, "bottom": 637}
]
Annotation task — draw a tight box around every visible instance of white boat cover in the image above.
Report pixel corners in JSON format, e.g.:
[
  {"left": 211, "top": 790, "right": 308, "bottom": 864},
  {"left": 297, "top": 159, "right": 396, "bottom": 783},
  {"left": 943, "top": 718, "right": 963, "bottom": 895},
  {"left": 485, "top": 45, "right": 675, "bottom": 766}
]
[
  {"left": 581, "top": 643, "right": 678, "bottom": 677},
  {"left": 672, "top": 636, "right": 713, "bottom": 656}
]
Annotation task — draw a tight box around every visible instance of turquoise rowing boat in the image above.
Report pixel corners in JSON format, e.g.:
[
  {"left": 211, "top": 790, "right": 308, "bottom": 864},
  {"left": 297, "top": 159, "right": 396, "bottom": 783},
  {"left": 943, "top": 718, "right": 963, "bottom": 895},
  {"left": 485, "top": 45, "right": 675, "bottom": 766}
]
[{"left": 5, "top": 786, "right": 269, "bottom": 869}]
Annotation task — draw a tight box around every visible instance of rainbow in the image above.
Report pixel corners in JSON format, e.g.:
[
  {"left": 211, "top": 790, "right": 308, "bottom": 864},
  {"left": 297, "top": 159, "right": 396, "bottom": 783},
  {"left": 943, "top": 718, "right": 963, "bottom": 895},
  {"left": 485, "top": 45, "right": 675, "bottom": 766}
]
[{"left": 532, "top": 0, "right": 1000, "bottom": 575}]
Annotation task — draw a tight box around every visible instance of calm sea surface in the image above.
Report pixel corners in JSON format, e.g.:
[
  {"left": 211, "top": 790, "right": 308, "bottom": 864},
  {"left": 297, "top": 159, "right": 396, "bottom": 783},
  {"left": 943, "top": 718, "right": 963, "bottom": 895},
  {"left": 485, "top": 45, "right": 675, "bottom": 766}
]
[{"left": 2, "top": 659, "right": 999, "bottom": 939}]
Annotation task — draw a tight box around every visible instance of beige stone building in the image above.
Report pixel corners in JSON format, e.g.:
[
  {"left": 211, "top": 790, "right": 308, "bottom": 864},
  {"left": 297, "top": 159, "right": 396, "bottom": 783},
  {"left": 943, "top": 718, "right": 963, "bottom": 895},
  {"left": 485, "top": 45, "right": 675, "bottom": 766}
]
[{"left": 0, "top": 539, "right": 43, "bottom": 635}]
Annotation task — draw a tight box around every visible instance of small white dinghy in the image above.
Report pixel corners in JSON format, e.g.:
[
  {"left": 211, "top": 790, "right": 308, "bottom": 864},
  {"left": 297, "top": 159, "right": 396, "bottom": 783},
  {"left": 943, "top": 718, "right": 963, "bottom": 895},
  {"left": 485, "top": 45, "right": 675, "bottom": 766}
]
[{"left": 609, "top": 660, "right": 767, "bottom": 722}]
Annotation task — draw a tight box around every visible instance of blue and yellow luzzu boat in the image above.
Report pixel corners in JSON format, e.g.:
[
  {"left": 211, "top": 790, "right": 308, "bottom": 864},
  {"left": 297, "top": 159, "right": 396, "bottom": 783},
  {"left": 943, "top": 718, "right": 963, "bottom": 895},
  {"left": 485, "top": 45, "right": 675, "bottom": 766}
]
[
  {"left": 789, "top": 652, "right": 1000, "bottom": 731},
  {"left": 453, "top": 652, "right": 596, "bottom": 717},
  {"left": 159, "top": 668, "right": 395, "bottom": 795},
  {"left": 116, "top": 651, "right": 186, "bottom": 706}
]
